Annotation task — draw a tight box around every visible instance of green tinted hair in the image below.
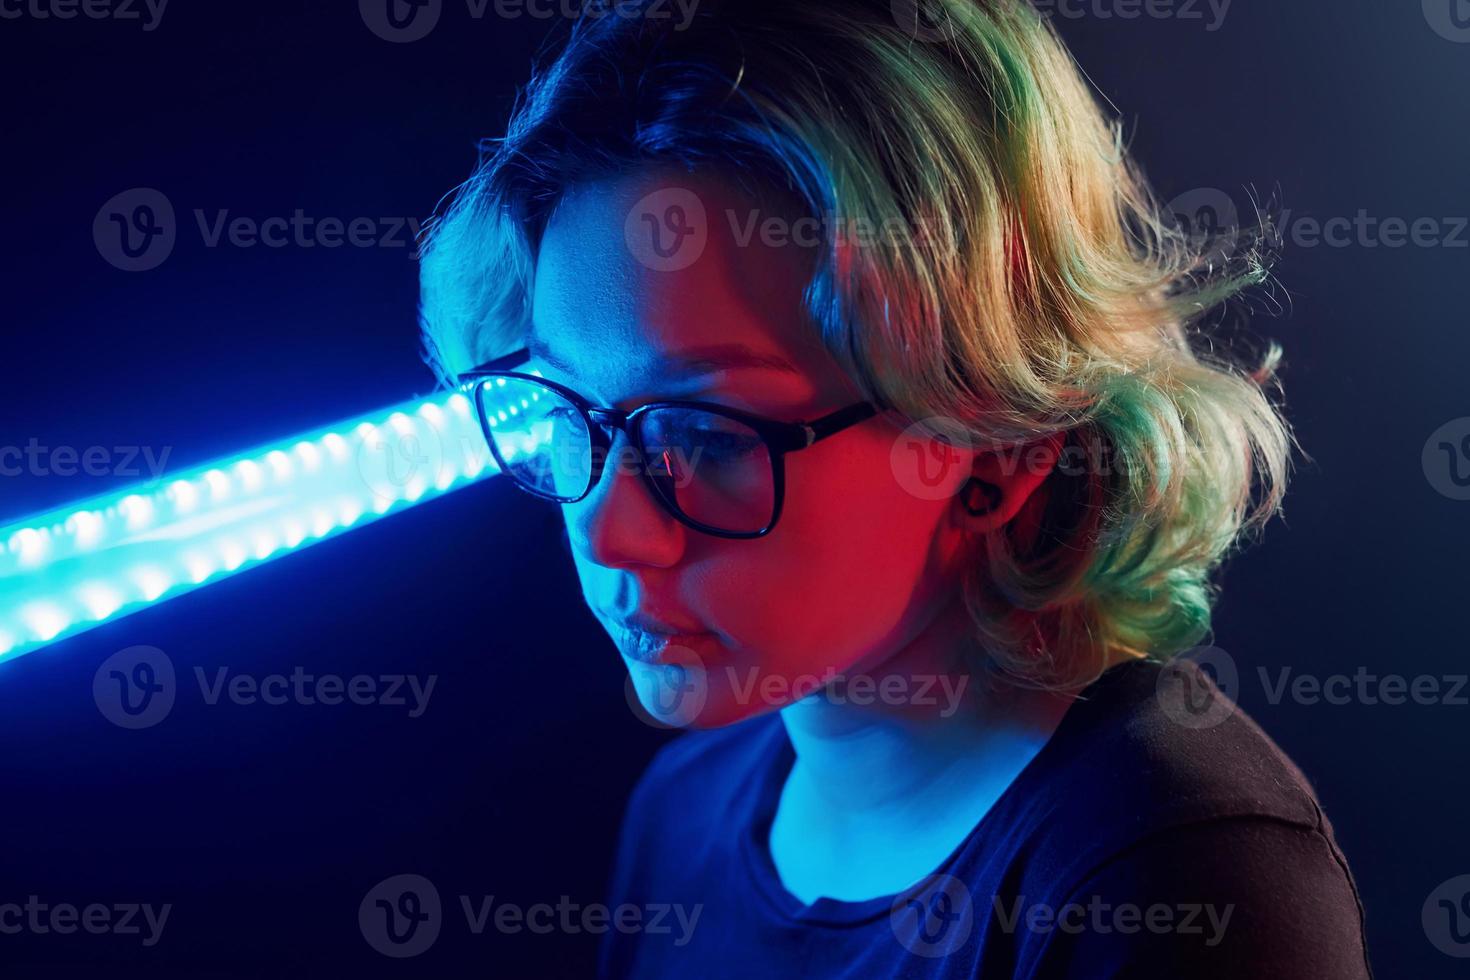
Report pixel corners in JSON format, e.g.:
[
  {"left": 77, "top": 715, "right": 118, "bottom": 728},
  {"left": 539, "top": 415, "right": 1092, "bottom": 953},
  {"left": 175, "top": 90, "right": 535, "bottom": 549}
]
[{"left": 418, "top": 0, "right": 1292, "bottom": 689}]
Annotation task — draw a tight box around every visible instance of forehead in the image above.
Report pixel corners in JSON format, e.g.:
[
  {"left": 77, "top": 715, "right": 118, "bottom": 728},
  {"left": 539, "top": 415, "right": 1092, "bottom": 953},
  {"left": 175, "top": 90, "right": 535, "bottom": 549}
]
[{"left": 528, "top": 168, "right": 847, "bottom": 405}]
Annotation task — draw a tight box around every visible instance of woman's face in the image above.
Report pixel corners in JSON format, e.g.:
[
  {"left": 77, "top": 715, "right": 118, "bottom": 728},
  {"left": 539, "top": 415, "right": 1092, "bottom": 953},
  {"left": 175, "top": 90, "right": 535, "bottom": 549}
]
[{"left": 530, "top": 168, "right": 982, "bottom": 728}]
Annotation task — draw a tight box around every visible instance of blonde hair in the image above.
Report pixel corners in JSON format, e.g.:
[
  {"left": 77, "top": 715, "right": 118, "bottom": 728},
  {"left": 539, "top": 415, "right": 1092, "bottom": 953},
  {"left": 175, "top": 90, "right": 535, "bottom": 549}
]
[{"left": 418, "top": 0, "right": 1293, "bottom": 689}]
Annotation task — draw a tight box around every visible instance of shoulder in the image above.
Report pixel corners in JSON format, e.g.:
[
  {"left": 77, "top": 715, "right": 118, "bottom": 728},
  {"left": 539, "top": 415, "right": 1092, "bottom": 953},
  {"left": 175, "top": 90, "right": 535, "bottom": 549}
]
[
  {"left": 1015, "top": 816, "right": 1373, "bottom": 977},
  {"left": 1008, "top": 656, "right": 1373, "bottom": 977},
  {"left": 1026, "top": 655, "right": 1328, "bottom": 847}
]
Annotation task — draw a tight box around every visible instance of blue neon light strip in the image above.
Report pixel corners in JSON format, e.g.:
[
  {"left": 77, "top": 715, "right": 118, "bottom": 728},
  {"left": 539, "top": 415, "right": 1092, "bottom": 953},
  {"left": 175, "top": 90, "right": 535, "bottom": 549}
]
[{"left": 0, "top": 389, "right": 508, "bottom": 665}]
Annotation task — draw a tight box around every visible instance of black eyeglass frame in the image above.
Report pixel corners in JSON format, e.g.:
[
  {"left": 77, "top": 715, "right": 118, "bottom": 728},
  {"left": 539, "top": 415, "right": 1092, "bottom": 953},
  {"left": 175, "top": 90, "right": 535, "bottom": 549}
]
[{"left": 459, "top": 348, "right": 880, "bottom": 539}]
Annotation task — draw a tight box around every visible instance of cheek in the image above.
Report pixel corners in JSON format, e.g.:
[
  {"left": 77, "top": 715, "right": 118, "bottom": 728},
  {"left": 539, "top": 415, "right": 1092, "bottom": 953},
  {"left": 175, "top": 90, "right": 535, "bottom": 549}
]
[{"left": 702, "top": 434, "right": 960, "bottom": 675}]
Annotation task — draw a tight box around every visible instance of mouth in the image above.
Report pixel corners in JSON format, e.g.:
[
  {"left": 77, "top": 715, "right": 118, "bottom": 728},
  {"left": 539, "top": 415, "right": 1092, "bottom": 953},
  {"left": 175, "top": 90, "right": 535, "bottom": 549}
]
[{"left": 612, "top": 623, "right": 720, "bottom": 666}]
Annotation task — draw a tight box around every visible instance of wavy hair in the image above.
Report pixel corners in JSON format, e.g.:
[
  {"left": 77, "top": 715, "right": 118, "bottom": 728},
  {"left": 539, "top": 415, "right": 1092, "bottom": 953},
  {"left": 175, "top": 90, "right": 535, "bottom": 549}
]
[{"left": 417, "top": 0, "right": 1293, "bottom": 689}]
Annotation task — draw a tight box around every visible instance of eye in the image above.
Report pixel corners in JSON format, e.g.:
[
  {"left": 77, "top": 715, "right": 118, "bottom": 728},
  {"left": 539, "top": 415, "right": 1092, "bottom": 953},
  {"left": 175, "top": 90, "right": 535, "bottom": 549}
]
[
  {"left": 697, "top": 427, "right": 763, "bottom": 454},
  {"left": 675, "top": 416, "right": 765, "bottom": 462}
]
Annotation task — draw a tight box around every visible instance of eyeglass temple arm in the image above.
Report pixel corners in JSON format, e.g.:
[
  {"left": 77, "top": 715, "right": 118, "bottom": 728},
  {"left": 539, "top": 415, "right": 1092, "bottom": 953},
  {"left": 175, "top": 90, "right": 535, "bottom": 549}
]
[
  {"left": 461, "top": 348, "right": 532, "bottom": 379},
  {"left": 800, "top": 402, "right": 880, "bottom": 447}
]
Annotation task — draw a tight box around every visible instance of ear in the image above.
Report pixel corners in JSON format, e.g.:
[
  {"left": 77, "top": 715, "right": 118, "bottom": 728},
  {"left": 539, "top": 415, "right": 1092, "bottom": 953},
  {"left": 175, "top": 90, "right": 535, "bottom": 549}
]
[{"left": 960, "top": 431, "right": 1067, "bottom": 533}]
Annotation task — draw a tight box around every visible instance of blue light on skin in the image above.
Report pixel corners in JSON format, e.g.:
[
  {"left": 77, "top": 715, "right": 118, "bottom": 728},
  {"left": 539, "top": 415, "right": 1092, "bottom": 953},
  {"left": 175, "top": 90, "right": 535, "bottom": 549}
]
[{"left": 0, "top": 390, "right": 510, "bottom": 666}]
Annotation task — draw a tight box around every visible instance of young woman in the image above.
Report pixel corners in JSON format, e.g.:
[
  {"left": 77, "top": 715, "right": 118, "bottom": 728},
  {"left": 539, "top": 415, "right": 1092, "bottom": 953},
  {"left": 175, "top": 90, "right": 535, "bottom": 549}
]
[{"left": 418, "top": 1, "right": 1372, "bottom": 975}]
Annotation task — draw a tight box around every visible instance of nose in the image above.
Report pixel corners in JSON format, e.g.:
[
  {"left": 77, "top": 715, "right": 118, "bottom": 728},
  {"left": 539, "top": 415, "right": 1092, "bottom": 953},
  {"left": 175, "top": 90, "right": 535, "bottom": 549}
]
[{"left": 565, "top": 428, "right": 688, "bottom": 569}]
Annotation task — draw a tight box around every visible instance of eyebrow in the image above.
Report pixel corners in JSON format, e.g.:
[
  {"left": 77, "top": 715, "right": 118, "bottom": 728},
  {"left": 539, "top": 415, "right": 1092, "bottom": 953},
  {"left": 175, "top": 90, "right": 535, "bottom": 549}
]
[{"left": 526, "top": 339, "right": 803, "bottom": 378}]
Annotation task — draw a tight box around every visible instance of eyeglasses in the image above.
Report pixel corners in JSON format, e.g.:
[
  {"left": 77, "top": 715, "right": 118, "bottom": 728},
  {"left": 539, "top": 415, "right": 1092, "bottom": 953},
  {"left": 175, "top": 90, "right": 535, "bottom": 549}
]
[{"left": 459, "top": 349, "right": 879, "bottom": 539}]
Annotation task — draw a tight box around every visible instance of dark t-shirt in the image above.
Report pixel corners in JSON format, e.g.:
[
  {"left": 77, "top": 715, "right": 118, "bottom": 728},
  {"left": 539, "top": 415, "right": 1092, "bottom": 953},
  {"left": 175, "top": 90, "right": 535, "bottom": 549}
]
[{"left": 597, "top": 657, "right": 1373, "bottom": 978}]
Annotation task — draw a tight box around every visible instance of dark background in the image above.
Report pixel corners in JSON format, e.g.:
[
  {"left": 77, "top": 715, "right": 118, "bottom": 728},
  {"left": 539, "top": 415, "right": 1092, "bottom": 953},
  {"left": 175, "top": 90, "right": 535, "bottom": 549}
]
[{"left": 1, "top": 1, "right": 1467, "bottom": 976}]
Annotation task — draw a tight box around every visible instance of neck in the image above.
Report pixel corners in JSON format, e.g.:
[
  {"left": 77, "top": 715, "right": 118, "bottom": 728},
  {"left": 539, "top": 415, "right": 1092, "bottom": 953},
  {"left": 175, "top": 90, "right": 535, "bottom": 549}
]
[{"left": 776, "top": 599, "right": 1078, "bottom": 831}]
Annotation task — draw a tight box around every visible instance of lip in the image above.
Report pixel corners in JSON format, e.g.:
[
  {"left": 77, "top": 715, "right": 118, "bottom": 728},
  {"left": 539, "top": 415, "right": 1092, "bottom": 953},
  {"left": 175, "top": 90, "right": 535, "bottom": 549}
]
[
  {"left": 618, "top": 609, "right": 708, "bottom": 635},
  {"left": 612, "top": 622, "right": 720, "bottom": 666}
]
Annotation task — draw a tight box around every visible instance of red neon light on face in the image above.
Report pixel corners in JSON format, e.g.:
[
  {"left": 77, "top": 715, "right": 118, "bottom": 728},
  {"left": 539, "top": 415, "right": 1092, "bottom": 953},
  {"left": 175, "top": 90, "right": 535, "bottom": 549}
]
[{"left": 530, "top": 169, "right": 1043, "bottom": 729}]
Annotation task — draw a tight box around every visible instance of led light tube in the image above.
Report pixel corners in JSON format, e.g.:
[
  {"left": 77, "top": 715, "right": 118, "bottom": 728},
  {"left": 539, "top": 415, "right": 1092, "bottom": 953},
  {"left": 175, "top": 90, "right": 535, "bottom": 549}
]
[{"left": 0, "top": 389, "right": 504, "bottom": 665}]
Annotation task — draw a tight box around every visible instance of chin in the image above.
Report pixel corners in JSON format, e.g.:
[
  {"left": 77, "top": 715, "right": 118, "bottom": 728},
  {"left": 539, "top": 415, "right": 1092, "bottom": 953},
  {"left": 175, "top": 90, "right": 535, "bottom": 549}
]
[{"left": 623, "top": 658, "right": 781, "bottom": 729}]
